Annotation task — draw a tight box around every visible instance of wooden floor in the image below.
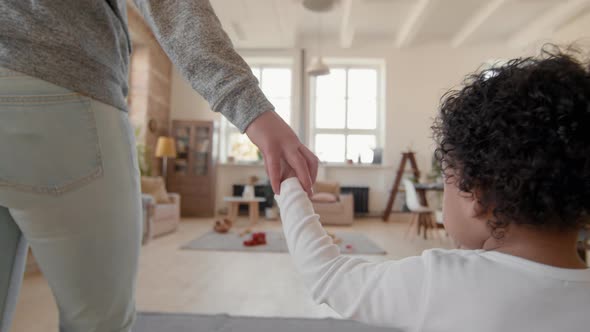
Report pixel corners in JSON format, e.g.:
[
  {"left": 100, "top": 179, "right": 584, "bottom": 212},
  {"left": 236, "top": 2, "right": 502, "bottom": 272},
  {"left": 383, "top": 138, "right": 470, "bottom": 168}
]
[{"left": 11, "top": 216, "right": 452, "bottom": 332}]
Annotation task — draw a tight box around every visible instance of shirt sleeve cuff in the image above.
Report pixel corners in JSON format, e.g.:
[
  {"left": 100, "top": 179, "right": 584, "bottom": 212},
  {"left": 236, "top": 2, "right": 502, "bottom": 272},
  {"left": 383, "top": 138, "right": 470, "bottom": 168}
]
[
  {"left": 213, "top": 82, "right": 275, "bottom": 133},
  {"left": 275, "top": 177, "right": 303, "bottom": 203}
]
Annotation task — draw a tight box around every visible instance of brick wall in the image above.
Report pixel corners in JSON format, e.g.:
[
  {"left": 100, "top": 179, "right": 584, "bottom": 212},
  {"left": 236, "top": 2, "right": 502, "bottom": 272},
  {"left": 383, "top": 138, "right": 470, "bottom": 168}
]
[{"left": 127, "top": 2, "right": 172, "bottom": 176}]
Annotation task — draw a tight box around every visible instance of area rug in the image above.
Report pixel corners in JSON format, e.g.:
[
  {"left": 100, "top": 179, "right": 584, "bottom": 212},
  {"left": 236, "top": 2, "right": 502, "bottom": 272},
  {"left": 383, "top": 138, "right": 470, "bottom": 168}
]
[
  {"left": 135, "top": 312, "right": 398, "bottom": 332},
  {"left": 182, "top": 231, "right": 386, "bottom": 255}
]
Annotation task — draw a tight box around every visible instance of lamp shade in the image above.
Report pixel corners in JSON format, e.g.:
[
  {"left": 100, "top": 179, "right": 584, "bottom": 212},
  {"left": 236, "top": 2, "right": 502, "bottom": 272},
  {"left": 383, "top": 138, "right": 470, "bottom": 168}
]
[
  {"left": 307, "top": 57, "right": 330, "bottom": 76},
  {"left": 155, "top": 136, "right": 177, "bottom": 158},
  {"left": 302, "top": 0, "right": 335, "bottom": 12}
]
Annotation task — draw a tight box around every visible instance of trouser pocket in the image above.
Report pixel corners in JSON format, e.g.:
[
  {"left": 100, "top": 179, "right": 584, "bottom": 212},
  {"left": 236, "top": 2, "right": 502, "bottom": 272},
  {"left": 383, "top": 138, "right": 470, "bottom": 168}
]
[{"left": 0, "top": 95, "right": 103, "bottom": 195}]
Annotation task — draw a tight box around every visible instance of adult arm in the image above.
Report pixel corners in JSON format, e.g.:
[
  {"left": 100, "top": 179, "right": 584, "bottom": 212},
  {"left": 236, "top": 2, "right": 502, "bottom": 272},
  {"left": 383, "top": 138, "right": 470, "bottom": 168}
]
[
  {"left": 132, "top": 0, "right": 269, "bottom": 132},
  {"left": 132, "top": 0, "right": 317, "bottom": 194}
]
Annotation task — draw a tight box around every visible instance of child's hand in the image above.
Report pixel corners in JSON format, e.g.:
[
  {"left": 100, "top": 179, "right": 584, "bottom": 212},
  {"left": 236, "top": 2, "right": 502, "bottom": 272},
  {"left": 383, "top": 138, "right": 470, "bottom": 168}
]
[
  {"left": 280, "top": 160, "right": 314, "bottom": 197},
  {"left": 280, "top": 160, "right": 298, "bottom": 182}
]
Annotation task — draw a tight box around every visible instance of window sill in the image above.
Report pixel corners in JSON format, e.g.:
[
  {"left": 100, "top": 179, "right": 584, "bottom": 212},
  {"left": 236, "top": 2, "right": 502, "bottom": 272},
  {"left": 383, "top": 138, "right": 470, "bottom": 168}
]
[
  {"left": 218, "top": 161, "right": 265, "bottom": 167},
  {"left": 320, "top": 163, "right": 391, "bottom": 169},
  {"left": 218, "top": 161, "right": 391, "bottom": 169}
]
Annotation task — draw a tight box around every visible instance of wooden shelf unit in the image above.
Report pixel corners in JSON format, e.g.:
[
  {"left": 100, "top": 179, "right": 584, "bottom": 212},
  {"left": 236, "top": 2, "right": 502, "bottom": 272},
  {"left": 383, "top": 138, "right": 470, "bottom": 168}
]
[{"left": 167, "top": 120, "right": 217, "bottom": 217}]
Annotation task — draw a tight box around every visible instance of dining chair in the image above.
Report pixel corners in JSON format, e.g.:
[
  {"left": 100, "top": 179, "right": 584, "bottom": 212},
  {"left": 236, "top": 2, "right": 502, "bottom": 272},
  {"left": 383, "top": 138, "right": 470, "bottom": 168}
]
[{"left": 403, "top": 179, "right": 443, "bottom": 240}]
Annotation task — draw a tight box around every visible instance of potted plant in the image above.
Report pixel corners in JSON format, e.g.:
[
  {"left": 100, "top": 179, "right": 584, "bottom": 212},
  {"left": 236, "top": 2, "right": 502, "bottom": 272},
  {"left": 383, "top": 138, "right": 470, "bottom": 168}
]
[
  {"left": 134, "top": 127, "right": 152, "bottom": 176},
  {"left": 427, "top": 152, "right": 443, "bottom": 183},
  {"left": 242, "top": 175, "right": 258, "bottom": 199}
]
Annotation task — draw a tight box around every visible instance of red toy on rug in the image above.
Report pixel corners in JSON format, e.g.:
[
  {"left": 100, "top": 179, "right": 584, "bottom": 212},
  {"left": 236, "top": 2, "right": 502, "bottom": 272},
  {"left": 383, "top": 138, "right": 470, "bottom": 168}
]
[{"left": 243, "top": 232, "right": 266, "bottom": 246}]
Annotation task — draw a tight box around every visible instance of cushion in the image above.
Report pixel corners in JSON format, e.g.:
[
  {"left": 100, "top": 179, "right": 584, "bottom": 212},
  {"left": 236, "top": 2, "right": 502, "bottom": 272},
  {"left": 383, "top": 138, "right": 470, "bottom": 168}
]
[
  {"left": 311, "top": 192, "right": 338, "bottom": 203},
  {"left": 313, "top": 201, "right": 345, "bottom": 214},
  {"left": 153, "top": 203, "right": 179, "bottom": 220},
  {"left": 141, "top": 177, "right": 171, "bottom": 204},
  {"left": 313, "top": 181, "right": 340, "bottom": 196}
]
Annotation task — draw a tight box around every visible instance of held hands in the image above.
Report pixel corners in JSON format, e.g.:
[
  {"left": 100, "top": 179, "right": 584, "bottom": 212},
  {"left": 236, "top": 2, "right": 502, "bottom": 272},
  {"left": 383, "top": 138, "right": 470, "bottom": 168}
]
[
  {"left": 246, "top": 111, "right": 318, "bottom": 196},
  {"left": 280, "top": 159, "right": 298, "bottom": 182}
]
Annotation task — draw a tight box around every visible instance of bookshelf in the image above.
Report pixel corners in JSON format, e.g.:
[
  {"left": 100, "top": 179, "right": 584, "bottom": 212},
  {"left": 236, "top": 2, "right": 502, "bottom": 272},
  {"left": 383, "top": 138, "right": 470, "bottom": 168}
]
[{"left": 168, "top": 120, "right": 217, "bottom": 217}]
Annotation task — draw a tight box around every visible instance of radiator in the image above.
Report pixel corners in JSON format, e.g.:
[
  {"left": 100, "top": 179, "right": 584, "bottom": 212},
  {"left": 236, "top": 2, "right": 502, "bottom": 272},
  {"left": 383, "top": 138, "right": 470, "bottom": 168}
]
[{"left": 341, "top": 186, "right": 369, "bottom": 214}]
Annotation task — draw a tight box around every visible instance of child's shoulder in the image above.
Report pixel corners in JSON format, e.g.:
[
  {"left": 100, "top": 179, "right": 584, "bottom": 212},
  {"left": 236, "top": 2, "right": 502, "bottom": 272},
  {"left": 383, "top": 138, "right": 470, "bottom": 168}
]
[
  {"left": 419, "top": 248, "right": 494, "bottom": 269},
  {"left": 417, "top": 249, "right": 519, "bottom": 281},
  {"left": 420, "top": 248, "right": 590, "bottom": 282},
  {"left": 421, "top": 248, "right": 485, "bottom": 260}
]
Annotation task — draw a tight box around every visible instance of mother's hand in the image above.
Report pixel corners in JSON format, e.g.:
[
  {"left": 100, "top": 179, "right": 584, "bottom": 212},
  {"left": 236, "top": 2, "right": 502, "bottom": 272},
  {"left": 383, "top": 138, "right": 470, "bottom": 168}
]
[{"left": 246, "top": 111, "right": 318, "bottom": 196}]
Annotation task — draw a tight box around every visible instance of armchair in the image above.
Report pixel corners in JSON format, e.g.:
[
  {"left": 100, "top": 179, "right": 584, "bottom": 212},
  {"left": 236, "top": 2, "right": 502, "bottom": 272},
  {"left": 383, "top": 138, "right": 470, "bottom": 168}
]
[
  {"left": 311, "top": 181, "right": 355, "bottom": 226},
  {"left": 141, "top": 192, "right": 181, "bottom": 243}
]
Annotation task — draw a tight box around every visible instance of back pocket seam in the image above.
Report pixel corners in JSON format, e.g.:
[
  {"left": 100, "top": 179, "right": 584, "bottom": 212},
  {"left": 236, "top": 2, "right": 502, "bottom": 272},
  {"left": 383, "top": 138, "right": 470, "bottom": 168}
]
[{"left": 0, "top": 100, "right": 104, "bottom": 196}]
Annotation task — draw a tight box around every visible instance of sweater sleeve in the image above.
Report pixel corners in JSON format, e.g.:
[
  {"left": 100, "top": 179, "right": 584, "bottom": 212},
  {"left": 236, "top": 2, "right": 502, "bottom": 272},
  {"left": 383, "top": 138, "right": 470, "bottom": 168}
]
[
  {"left": 132, "top": 0, "right": 273, "bottom": 132},
  {"left": 276, "top": 178, "right": 429, "bottom": 329}
]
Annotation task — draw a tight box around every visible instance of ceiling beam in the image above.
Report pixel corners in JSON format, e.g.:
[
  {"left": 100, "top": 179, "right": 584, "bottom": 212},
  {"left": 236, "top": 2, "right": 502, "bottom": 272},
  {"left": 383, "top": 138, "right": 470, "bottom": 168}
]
[
  {"left": 272, "top": 0, "right": 297, "bottom": 47},
  {"left": 509, "top": 0, "right": 590, "bottom": 47},
  {"left": 340, "top": 0, "right": 355, "bottom": 48},
  {"left": 208, "top": 1, "right": 244, "bottom": 45},
  {"left": 451, "top": 0, "right": 507, "bottom": 48},
  {"left": 217, "top": 18, "right": 242, "bottom": 45},
  {"left": 395, "top": 0, "right": 433, "bottom": 48},
  {"left": 230, "top": 22, "right": 246, "bottom": 42}
]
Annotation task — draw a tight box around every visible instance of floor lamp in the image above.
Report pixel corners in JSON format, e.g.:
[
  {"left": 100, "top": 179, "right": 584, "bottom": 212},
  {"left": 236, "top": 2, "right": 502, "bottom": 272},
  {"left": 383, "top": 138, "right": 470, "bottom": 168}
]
[{"left": 155, "top": 136, "right": 177, "bottom": 179}]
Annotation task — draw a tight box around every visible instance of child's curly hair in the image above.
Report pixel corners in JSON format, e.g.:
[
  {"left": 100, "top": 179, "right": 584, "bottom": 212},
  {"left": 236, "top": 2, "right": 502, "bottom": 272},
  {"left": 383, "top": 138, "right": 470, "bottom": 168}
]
[{"left": 432, "top": 45, "right": 590, "bottom": 236}]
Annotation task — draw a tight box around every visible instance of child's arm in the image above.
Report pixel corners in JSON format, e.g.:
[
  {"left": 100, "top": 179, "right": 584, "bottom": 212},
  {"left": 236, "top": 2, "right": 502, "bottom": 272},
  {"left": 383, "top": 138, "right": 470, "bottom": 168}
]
[{"left": 276, "top": 178, "right": 428, "bottom": 329}]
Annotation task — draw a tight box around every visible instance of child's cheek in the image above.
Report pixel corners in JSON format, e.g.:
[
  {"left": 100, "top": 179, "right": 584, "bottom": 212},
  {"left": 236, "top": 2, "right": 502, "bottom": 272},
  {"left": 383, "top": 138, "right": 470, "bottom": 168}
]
[{"left": 442, "top": 182, "right": 471, "bottom": 248}]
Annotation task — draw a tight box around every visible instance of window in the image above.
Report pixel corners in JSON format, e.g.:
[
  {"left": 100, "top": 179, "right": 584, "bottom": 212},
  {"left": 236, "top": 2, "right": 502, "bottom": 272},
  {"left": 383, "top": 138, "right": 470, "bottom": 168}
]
[
  {"left": 311, "top": 66, "right": 382, "bottom": 163},
  {"left": 223, "top": 65, "right": 292, "bottom": 162}
]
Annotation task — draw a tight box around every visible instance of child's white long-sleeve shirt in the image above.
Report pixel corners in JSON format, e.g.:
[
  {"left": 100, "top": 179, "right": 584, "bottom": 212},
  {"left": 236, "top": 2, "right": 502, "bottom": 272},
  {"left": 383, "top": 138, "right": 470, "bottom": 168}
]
[{"left": 276, "top": 178, "right": 590, "bottom": 332}]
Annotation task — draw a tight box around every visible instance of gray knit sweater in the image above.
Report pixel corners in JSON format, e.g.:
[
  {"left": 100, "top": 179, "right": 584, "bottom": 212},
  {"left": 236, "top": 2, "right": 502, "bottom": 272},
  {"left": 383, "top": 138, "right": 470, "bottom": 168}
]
[{"left": 0, "top": 0, "right": 272, "bottom": 132}]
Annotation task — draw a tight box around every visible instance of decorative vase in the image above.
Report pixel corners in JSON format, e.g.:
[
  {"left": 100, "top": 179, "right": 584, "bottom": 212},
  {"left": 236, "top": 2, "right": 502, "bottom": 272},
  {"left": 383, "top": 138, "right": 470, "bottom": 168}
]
[{"left": 242, "top": 185, "right": 255, "bottom": 199}]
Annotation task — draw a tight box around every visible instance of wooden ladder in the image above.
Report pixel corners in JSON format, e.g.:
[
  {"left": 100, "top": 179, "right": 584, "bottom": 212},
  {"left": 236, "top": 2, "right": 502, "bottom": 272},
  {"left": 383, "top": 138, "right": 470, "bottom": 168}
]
[{"left": 382, "top": 151, "right": 426, "bottom": 221}]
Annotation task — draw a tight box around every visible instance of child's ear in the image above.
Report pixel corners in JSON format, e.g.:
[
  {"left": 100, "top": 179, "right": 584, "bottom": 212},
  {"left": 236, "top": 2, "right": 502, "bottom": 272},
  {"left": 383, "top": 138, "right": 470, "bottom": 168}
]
[
  {"left": 468, "top": 190, "right": 492, "bottom": 219},
  {"left": 470, "top": 199, "right": 485, "bottom": 218}
]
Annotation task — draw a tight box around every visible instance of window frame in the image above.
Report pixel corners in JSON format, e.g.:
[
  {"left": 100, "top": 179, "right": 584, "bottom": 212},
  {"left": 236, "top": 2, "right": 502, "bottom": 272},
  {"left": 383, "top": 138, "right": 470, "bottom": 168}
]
[
  {"left": 309, "top": 63, "right": 385, "bottom": 164},
  {"left": 220, "top": 58, "right": 295, "bottom": 163}
]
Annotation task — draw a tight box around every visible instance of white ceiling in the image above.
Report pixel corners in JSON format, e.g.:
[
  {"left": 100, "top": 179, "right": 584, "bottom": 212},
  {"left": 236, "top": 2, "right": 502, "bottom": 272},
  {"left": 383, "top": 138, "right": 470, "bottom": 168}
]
[{"left": 209, "top": 0, "right": 590, "bottom": 49}]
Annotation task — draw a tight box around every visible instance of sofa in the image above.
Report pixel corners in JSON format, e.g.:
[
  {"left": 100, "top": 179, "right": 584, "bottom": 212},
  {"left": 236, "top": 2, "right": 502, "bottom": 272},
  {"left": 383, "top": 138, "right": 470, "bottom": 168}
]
[
  {"left": 311, "top": 181, "right": 354, "bottom": 226},
  {"left": 141, "top": 177, "right": 181, "bottom": 243}
]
